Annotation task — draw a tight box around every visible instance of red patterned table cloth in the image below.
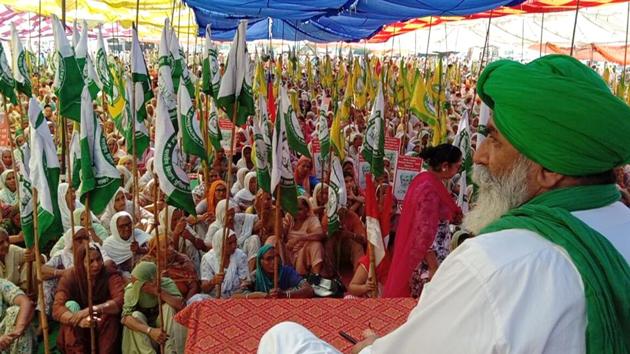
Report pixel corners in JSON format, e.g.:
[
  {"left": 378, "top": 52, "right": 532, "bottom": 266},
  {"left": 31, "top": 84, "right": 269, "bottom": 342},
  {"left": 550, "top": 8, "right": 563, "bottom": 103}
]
[{"left": 175, "top": 298, "right": 416, "bottom": 353}]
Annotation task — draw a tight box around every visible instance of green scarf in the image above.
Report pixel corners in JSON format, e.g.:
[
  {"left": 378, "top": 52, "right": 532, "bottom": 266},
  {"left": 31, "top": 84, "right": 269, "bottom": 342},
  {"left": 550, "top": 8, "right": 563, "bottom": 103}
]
[
  {"left": 254, "top": 244, "right": 282, "bottom": 293},
  {"left": 481, "top": 184, "right": 630, "bottom": 353}
]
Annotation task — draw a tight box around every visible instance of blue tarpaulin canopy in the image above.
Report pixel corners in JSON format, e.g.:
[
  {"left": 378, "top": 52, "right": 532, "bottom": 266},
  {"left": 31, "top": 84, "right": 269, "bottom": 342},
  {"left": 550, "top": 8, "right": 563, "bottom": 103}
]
[{"left": 185, "top": 0, "right": 525, "bottom": 42}]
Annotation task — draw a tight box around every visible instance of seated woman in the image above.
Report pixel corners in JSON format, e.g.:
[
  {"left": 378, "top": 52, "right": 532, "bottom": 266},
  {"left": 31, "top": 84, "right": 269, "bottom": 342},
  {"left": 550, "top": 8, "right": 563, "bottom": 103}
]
[
  {"left": 253, "top": 191, "right": 278, "bottom": 246},
  {"left": 42, "top": 227, "right": 113, "bottom": 316},
  {"left": 53, "top": 244, "right": 125, "bottom": 353},
  {"left": 100, "top": 187, "right": 154, "bottom": 233},
  {"left": 346, "top": 253, "right": 391, "bottom": 298},
  {"left": 294, "top": 156, "right": 318, "bottom": 197},
  {"left": 0, "top": 278, "right": 36, "bottom": 353},
  {"left": 0, "top": 228, "right": 33, "bottom": 292},
  {"left": 194, "top": 230, "right": 248, "bottom": 301},
  {"left": 50, "top": 207, "right": 109, "bottom": 257},
  {"left": 230, "top": 168, "right": 249, "bottom": 196},
  {"left": 142, "top": 234, "right": 199, "bottom": 303},
  {"left": 160, "top": 206, "right": 208, "bottom": 274},
  {"left": 283, "top": 197, "right": 326, "bottom": 276},
  {"left": 208, "top": 199, "right": 261, "bottom": 270},
  {"left": 102, "top": 211, "right": 151, "bottom": 278},
  {"left": 0, "top": 170, "right": 18, "bottom": 206},
  {"left": 58, "top": 183, "right": 84, "bottom": 231},
  {"left": 234, "top": 172, "right": 257, "bottom": 210},
  {"left": 121, "top": 262, "right": 186, "bottom": 354},
  {"left": 309, "top": 183, "right": 328, "bottom": 225},
  {"left": 235, "top": 245, "right": 313, "bottom": 299}
]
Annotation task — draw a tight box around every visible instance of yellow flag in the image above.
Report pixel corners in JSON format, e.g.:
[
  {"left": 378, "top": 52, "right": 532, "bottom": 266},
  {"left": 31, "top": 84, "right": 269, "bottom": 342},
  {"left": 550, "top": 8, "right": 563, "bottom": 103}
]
[
  {"left": 331, "top": 108, "right": 345, "bottom": 160},
  {"left": 409, "top": 73, "right": 437, "bottom": 127},
  {"left": 253, "top": 56, "right": 267, "bottom": 98}
]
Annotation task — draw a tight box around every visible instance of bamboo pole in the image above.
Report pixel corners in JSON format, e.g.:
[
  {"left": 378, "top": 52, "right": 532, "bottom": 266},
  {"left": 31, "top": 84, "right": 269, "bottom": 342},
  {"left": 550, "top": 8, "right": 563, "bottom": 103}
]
[
  {"left": 569, "top": 0, "right": 581, "bottom": 57},
  {"left": 32, "top": 189, "right": 50, "bottom": 354},
  {"left": 131, "top": 23, "right": 139, "bottom": 253},
  {"left": 82, "top": 194, "right": 97, "bottom": 354},
  {"left": 152, "top": 180, "right": 165, "bottom": 354},
  {"left": 217, "top": 100, "right": 239, "bottom": 299},
  {"left": 273, "top": 187, "right": 281, "bottom": 291}
]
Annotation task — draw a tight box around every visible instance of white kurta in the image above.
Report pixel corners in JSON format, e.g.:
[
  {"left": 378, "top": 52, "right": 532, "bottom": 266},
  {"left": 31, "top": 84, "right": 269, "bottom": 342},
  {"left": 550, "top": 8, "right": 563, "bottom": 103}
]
[{"left": 259, "top": 202, "right": 630, "bottom": 354}]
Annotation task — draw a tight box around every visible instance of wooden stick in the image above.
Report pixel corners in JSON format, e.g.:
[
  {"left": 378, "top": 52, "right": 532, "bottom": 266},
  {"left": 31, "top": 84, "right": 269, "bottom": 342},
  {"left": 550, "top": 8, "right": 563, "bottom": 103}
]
[
  {"left": 32, "top": 189, "right": 50, "bottom": 354},
  {"left": 131, "top": 25, "right": 139, "bottom": 251},
  {"left": 217, "top": 100, "right": 239, "bottom": 299},
  {"left": 152, "top": 179, "right": 165, "bottom": 354},
  {"left": 273, "top": 187, "right": 281, "bottom": 290},
  {"left": 82, "top": 194, "right": 97, "bottom": 354},
  {"left": 366, "top": 177, "right": 378, "bottom": 298}
]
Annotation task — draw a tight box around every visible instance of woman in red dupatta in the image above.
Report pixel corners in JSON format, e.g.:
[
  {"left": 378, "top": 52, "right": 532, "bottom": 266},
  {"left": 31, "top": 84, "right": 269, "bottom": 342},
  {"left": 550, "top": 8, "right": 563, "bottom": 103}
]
[{"left": 383, "top": 144, "right": 463, "bottom": 298}]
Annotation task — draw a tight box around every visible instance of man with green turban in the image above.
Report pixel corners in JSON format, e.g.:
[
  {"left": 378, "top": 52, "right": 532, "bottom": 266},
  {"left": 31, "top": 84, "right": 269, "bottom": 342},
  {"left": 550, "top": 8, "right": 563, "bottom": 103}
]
[{"left": 258, "top": 55, "right": 630, "bottom": 354}]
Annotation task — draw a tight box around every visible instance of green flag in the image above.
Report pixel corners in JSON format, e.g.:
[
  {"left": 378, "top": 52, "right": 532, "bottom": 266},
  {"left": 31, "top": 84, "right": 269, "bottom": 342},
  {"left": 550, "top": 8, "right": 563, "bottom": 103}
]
[
  {"left": 453, "top": 110, "right": 472, "bottom": 213},
  {"left": 158, "top": 20, "right": 179, "bottom": 132},
  {"left": 129, "top": 26, "right": 151, "bottom": 158},
  {"left": 27, "top": 97, "right": 63, "bottom": 247},
  {"left": 69, "top": 128, "right": 81, "bottom": 191},
  {"left": 281, "top": 86, "right": 310, "bottom": 158},
  {"left": 316, "top": 98, "right": 331, "bottom": 160},
  {"left": 75, "top": 20, "right": 101, "bottom": 101},
  {"left": 361, "top": 83, "right": 385, "bottom": 178},
  {"left": 78, "top": 86, "right": 121, "bottom": 215},
  {"left": 270, "top": 85, "right": 298, "bottom": 216},
  {"left": 208, "top": 99, "right": 223, "bottom": 151},
  {"left": 0, "top": 37, "right": 17, "bottom": 104},
  {"left": 52, "top": 15, "right": 84, "bottom": 121},
  {"left": 155, "top": 91, "right": 196, "bottom": 216},
  {"left": 10, "top": 24, "right": 32, "bottom": 97},
  {"left": 202, "top": 25, "right": 221, "bottom": 99},
  {"left": 216, "top": 20, "right": 255, "bottom": 127},
  {"left": 326, "top": 154, "right": 347, "bottom": 234},
  {"left": 178, "top": 79, "right": 207, "bottom": 162},
  {"left": 253, "top": 94, "right": 271, "bottom": 193}
]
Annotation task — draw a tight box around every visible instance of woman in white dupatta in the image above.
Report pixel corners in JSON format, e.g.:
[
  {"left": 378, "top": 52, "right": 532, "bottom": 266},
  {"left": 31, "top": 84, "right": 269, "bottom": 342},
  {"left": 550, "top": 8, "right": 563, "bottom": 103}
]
[
  {"left": 234, "top": 171, "right": 257, "bottom": 211},
  {"left": 102, "top": 211, "right": 151, "bottom": 278},
  {"left": 210, "top": 199, "right": 261, "bottom": 271},
  {"left": 100, "top": 187, "right": 154, "bottom": 233}
]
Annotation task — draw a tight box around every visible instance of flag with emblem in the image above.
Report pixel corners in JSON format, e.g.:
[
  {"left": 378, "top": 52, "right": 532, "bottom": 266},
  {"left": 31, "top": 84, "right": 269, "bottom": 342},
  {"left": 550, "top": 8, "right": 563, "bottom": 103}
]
[
  {"left": 253, "top": 94, "right": 271, "bottom": 193},
  {"left": 362, "top": 83, "right": 385, "bottom": 178},
  {"left": 129, "top": 26, "right": 152, "bottom": 157},
  {"left": 202, "top": 25, "right": 221, "bottom": 100},
  {"left": 158, "top": 19, "right": 178, "bottom": 131},
  {"left": 75, "top": 20, "right": 101, "bottom": 100},
  {"left": 326, "top": 154, "right": 347, "bottom": 234},
  {"left": 271, "top": 86, "right": 298, "bottom": 216},
  {"left": 280, "top": 86, "right": 310, "bottom": 157},
  {"left": 178, "top": 79, "right": 207, "bottom": 162},
  {"left": 52, "top": 15, "right": 84, "bottom": 121},
  {"left": 10, "top": 24, "right": 31, "bottom": 97}
]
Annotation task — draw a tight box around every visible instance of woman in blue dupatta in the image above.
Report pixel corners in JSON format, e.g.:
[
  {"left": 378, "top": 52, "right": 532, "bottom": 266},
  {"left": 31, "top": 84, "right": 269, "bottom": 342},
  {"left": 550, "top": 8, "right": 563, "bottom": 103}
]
[{"left": 236, "top": 245, "right": 313, "bottom": 299}]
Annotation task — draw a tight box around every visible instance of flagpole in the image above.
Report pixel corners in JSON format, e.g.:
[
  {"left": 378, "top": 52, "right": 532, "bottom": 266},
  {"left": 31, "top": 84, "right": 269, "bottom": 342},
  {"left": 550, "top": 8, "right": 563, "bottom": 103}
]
[
  {"left": 31, "top": 188, "right": 50, "bottom": 354},
  {"left": 217, "top": 100, "right": 239, "bottom": 299},
  {"left": 569, "top": 0, "right": 581, "bottom": 57},
  {"left": 81, "top": 193, "right": 97, "bottom": 354},
  {"left": 154, "top": 182, "right": 165, "bottom": 354},
  {"left": 273, "top": 187, "right": 281, "bottom": 291},
  {"left": 131, "top": 23, "right": 139, "bottom": 252}
]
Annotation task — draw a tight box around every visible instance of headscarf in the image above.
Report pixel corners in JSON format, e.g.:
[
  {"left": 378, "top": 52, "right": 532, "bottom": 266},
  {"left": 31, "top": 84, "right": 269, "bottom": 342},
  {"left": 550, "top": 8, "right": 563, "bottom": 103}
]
[
  {"left": 158, "top": 205, "right": 176, "bottom": 236},
  {"left": 57, "top": 183, "right": 85, "bottom": 230},
  {"left": 310, "top": 182, "right": 328, "bottom": 209},
  {"left": 122, "top": 261, "right": 181, "bottom": 314},
  {"left": 138, "top": 157, "right": 154, "bottom": 189},
  {"left": 116, "top": 165, "right": 133, "bottom": 191},
  {"left": 211, "top": 227, "right": 236, "bottom": 271},
  {"left": 73, "top": 207, "right": 109, "bottom": 242},
  {"left": 231, "top": 168, "right": 249, "bottom": 196},
  {"left": 294, "top": 156, "right": 313, "bottom": 195},
  {"left": 235, "top": 172, "right": 257, "bottom": 208},
  {"left": 0, "top": 170, "right": 17, "bottom": 205},
  {"left": 0, "top": 148, "right": 11, "bottom": 170},
  {"left": 207, "top": 180, "right": 227, "bottom": 216},
  {"left": 74, "top": 243, "right": 109, "bottom": 307},
  {"left": 100, "top": 187, "right": 129, "bottom": 231},
  {"left": 254, "top": 244, "right": 281, "bottom": 293},
  {"left": 477, "top": 54, "right": 630, "bottom": 176},
  {"left": 236, "top": 146, "right": 252, "bottom": 170},
  {"left": 102, "top": 211, "right": 150, "bottom": 265}
]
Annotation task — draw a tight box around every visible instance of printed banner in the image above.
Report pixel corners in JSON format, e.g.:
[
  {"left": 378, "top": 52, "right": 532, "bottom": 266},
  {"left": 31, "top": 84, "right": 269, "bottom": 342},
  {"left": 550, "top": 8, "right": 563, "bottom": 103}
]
[
  {"left": 219, "top": 118, "right": 234, "bottom": 154},
  {"left": 393, "top": 155, "right": 423, "bottom": 201}
]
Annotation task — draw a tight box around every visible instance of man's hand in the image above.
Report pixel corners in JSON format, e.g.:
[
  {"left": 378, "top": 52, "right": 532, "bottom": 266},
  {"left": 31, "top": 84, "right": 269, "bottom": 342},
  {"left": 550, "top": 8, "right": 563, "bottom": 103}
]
[{"left": 351, "top": 329, "right": 378, "bottom": 354}]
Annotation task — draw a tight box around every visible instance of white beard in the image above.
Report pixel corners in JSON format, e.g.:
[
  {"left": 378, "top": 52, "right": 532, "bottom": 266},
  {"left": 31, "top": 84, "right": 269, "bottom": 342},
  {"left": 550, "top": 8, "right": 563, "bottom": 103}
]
[{"left": 463, "top": 156, "right": 532, "bottom": 235}]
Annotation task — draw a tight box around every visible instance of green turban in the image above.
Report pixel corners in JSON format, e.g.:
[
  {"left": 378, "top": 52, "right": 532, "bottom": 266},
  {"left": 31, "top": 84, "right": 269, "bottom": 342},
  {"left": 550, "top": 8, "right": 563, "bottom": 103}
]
[{"left": 477, "top": 54, "right": 630, "bottom": 176}]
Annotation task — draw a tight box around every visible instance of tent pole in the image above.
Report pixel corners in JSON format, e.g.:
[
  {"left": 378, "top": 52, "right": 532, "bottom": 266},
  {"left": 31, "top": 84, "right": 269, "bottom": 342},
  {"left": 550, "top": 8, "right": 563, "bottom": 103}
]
[
  {"left": 570, "top": 0, "right": 581, "bottom": 56},
  {"left": 623, "top": 2, "right": 630, "bottom": 84},
  {"left": 135, "top": 0, "right": 140, "bottom": 31},
  {"left": 422, "top": 17, "right": 432, "bottom": 77},
  {"left": 539, "top": 13, "right": 544, "bottom": 57}
]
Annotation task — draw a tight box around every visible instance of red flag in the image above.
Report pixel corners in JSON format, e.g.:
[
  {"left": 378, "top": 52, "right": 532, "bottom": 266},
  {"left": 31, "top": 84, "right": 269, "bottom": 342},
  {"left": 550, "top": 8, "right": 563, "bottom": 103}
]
[
  {"left": 267, "top": 67, "right": 276, "bottom": 123},
  {"left": 366, "top": 174, "right": 386, "bottom": 267}
]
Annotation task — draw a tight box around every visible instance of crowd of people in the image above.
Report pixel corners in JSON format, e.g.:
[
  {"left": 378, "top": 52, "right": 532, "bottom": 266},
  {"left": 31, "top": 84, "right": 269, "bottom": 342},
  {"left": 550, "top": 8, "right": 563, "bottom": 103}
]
[{"left": 0, "top": 25, "right": 627, "bottom": 354}]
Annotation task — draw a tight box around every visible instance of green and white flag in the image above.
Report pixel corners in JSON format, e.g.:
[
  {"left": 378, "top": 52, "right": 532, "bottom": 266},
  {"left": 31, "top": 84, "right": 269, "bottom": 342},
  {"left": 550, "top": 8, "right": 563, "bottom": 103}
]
[
  {"left": 52, "top": 15, "right": 84, "bottom": 121},
  {"left": 72, "top": 20, "right": 80, "bottom": 48},
  {"left": 316, "top": 98, "right": 330, "bottom": 160},
  {"left": 178, "top": 79, "right": 206, "bottom": 162},
  {"left": 69, "top": 128, "right": 81, "bottom": 191},
  {"left": 453, "top": 110, "right": 472, "bottom": 213},
  {"left": 168, "top": 28, "right": 183, "bottom": 94},
  {"left": 362, "top": 82, "right": 385, "bottom": 178},
  {"left": 129, "top": 26, "right": 151, "bottom": 158},
  {"left": 217, "top": 20, "right": 254, "bottom": 127},
  {"left": 155, "top": 91, "right": 196, "bottom": 215},
  {"left": 27, "top": 97, "right": 63, "bottom": 247},
  {"left": 326, "top": 154, "right": 347, "bottom": 234},
  {"left": 97, "top": 26, "right": 126, "bottom": 127},
  {"left": 96, "top": 26, "right": 114, "bottom": 100},
  {"left": 75, "top": 21, "right": 101, "bottom": 100},
  {"left": 0, "top": 40, "right": 17, "bottom": 104},
  {"left": 477, "top": 102, "right": 491, "bottom": 146},
  {"left": 280, "top": 86, "right": 310, "bottom": 157},
  {"left": 18, "top": 175, "right": 34, "bottom": 248},
  {"left": 271, "top": 86, "right": 298, "bottom": 216},
  {"left": 10, "top": 24, "right": 32, "bottom": 97},
  {"left": 78, "top": 86, "right": 121, "bottom": 215},
  {"left": 202, "top": 25, "right": 220, "bottom": 99},
  {"left": 253, "top": 94, "right": 271, "bottom": 193},
  {"left": 158, "top": 20, "right": 178, "bottom": 131},
  {"left": 208, "top": 99, "right": 222, "bottom": 151},
  {"left": 169, "top": 29, "right": 194, "bottom": 98}
]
